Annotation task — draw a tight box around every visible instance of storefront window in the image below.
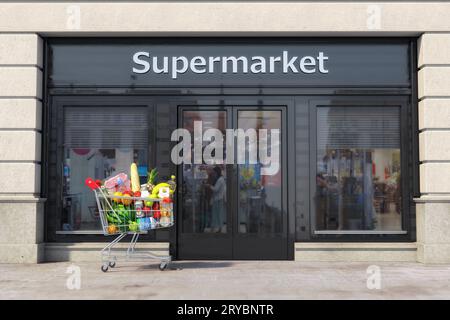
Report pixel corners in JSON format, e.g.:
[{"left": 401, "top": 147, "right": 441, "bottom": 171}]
[
  {"left": 237, "top": 110, "right": 283, "bottom": 234},
  {"left": 60, "top": 106, "right": 148, "bottom": 232},
  {"left": 180, "top": 110, "right": 227, "bottom": 233},
  {"left": 315, "top": 106, "right": 402, "bottom": 232}
]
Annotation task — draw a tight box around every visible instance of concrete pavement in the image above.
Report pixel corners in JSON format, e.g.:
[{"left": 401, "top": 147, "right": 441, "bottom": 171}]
[{"left": 1, "top": 260, "right": 450, "bottom": 299}]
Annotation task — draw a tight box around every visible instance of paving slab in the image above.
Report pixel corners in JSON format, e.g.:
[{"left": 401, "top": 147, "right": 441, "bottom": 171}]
[{"left": 1, "top": 261, "right": 450, "bottom": 299}]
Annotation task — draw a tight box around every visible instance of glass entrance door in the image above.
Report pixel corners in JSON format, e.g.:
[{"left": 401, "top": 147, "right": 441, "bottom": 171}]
[
  {"left": 234, "top": 109, "right": 287, "bottom": 259},
  {"left": 177, "top": 106, "right": 287, "bottom": 259},
  {"left": 177, "top": 109, "right": 232, "bottom": 259}
]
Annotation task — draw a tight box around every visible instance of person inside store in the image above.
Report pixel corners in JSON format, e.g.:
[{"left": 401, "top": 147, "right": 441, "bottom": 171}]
[
  {"left": 207, "top": 166, "right": 226, "bottom": 233},
  {"left": 202, "top": 166, "right": 217, "bottom": 232}
]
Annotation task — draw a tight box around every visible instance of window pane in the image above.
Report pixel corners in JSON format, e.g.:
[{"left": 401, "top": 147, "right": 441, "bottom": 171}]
[
  {"left": 180, "top": 110, "right": 228, "bottom": 234},
  {"left": 315, "top": 106, "right": 402, "bottom": 232},
  {"left": 237, "top": 110, "right": 283, "bottom": 234},
  {"left": 60, "top": 106, "right": 148, "bottom": 232}
]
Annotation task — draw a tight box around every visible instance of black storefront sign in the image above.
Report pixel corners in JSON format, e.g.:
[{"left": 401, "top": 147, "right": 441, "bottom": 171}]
[{"left": 48, "top": 39, "right": 410, "bottom": 88}]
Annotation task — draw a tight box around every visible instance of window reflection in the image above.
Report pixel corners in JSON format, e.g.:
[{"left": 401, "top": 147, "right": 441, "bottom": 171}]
[
  {"left": 181, "top": 111, "right": 227, "bottom": 233},
  {"left": 238, "top": 111, "right": 282, "bottom": 234},
  {"left": 315, "top": 106, "right": 402, "bottom": 232},
  {"left": 61, "top": 107, "right": 148, "bottom": 232}
]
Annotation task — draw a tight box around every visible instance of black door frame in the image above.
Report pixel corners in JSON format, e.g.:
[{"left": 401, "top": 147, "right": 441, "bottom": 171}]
[
  {"left": 177, "top": 105, "right": 234, "bottom": 259},
  {"left": 231, "top": 106, "right": 288, "bottom": 260},
  {"left": 177, "top": 104, "right": 290, "bottom": 260}
]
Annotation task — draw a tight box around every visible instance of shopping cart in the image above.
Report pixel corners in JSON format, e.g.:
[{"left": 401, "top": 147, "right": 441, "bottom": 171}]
[{"left": 86, "top": 178, "right": 174, "bottom": 272}]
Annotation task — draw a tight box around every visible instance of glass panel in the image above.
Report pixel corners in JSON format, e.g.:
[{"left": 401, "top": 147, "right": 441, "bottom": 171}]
[
  {"left": 237, "top": 110, "right": 282, "bottom": 234},
  {"left": 315, "top": 106, "right": 402, "bottom": 231},
  {"left": 60, "top": 106, "right": 148, "bottom": 232},
  {"left": 181, "top": 111, "right": 227, "bottom": 233}
]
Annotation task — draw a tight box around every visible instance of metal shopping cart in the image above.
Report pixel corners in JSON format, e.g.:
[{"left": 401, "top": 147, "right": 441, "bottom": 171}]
[{"left": 86, "top": 178, "right": 173, "bottom": 272}]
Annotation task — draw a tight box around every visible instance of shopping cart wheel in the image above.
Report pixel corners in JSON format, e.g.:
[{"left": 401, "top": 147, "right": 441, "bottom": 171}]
[
  {"left": 159, "top": 262, "right": 168, "bottom": 271},
  {"left": 101, "top": 264, "right": 109, "bottom": 272},
  {"left": 108, "top": 261, "right": 116, "bottom": 268}
]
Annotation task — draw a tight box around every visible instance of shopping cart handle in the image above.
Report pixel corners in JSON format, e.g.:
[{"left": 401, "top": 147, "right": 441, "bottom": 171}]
[{"left": 85, "top": 177, "right": 99, "bottom": 190}]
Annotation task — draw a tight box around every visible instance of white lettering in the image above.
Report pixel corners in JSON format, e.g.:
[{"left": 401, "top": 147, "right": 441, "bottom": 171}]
[
  {"left": 299, "top": 56, "right": 316, "bottom": 73},
  {"left": 191, "top": 56, "right": 207, "bottom": 74},
  {"left": 318, "top": 52, "right": 329, "bottom": 73},
  {"left": 132, "top": 52, "right": 150, "bottom": 74},
  {"left": 259, "top": 129, "right": 280, "bottom": 175},
  {"left": 193, "top": 121, "right": 203, "bottom": 165},
  {"left": 178, "top": 304, "right": 211, "bottom": 318},
  {"left": 222, "top": 56, "right": 248, "bottom": 73},
  {"left": 152, "top": 56, "right": 168, "bottom": 74},
  {"left": 225, "top": 129, "right": 235, "bottom": 165},
  {"left": 172, "top": 56, "right": 189, "bottom": 79},
  {"left": 170, "top": 128, "right": 192, "bottom": 165},
  {"left": 282, "top": 50, "right": 298, "bottom": 73},
  {"left": 250, "top": 56, "right": 266, "bottom": 73},
  {"left": 208, "top": 56, "right": 221, "bottom": 73},
  {"left": 236, "top": 128, "right": 258, "bottom": 165},
  {"left": 203, "top": 128, "right": 224, "bottom": 164},
  {"left": 171, "top": 124, "right": 279, "bottom": 176},
  {"left": 132, "top": 50, "right": 330, "bottom": 77},
  {"left": 269, "top": 56, "right": 281, "bottom": 73}
]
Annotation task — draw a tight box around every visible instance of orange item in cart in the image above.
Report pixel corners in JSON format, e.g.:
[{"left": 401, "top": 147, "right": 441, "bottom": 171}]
[
  {"left": 107, "top": 224, "right": 118, "bottom": 234},
  {"left": 122, "top": 194, "right": 132, "bottom": 206}
]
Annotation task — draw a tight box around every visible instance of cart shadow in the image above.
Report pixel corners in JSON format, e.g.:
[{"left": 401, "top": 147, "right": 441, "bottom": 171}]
[{"left": 139, "top": 261, "right": 234, "bottom": 271}]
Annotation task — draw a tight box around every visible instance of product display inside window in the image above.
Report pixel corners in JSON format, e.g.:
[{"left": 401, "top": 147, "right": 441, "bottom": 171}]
[
  {"left": 315, "top": 106, "right": 402, "bottom": 232},
  {"left": 60, "top": 106, "right": 149, "bottom": 232}
]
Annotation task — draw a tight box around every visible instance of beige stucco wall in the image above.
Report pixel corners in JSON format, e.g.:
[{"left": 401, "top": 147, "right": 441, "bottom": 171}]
[
  {"left": 0, "top": 1, "right": 449, "bottom": 263},
  {"left": 0, "top": 34, "right": 44, "bottom": 263},
  {"left": 0, "top": 2, "right": 449, "bottom": 34},
  {"left": 295, "top": 243, "right": 417, "bottom": 262},
  {"left": 417, "top": 33, "right": 450, "bottom": 263}
]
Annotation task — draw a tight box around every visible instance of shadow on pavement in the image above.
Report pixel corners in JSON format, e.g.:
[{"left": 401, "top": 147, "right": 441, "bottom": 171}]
[{"left": 137, "top": 261, "right": 234, "bottom": 271}]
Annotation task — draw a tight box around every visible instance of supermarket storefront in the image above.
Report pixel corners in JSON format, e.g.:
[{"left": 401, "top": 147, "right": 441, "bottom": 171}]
[{"left": 43, "top": 38, "right": 417, "bottom": 260}]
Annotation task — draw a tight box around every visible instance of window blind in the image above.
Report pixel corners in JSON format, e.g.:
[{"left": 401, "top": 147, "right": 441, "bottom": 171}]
[
  {"left": 64, "top": 106, "right": 148, "bottom": 149},
  {"left": 317, "top": 106, "right": 400, "bottom": 149}
]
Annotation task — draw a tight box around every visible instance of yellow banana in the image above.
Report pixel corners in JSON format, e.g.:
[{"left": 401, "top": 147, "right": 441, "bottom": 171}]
[
  {"left": 151, "top": 182, "right": 174, "bottom": 198},
  {"left": 130, "top": 163, "right": 140, "bottom": 193}
]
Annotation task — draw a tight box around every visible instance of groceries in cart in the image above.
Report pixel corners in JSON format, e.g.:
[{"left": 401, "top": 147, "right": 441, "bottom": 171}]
[{"left": 85, "top": 163, "right": 176, "bottom": 235}]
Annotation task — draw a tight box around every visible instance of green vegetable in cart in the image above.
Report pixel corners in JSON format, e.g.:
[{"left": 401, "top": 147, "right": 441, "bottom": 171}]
[
  {"left": 146, "top": 168, "right": 158, "bottom": 192},
  {"left": 116, "top": 204, "right": 130, "bottom": 222},
  {"left": 128, "top": 221, "right": 139, "bottom": 232},
  {"left": 106, "top": 214, "right": 118, "bottom": 224},
  {"left": 145, "top": 199, "right": 153, "bottom": 207}
]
